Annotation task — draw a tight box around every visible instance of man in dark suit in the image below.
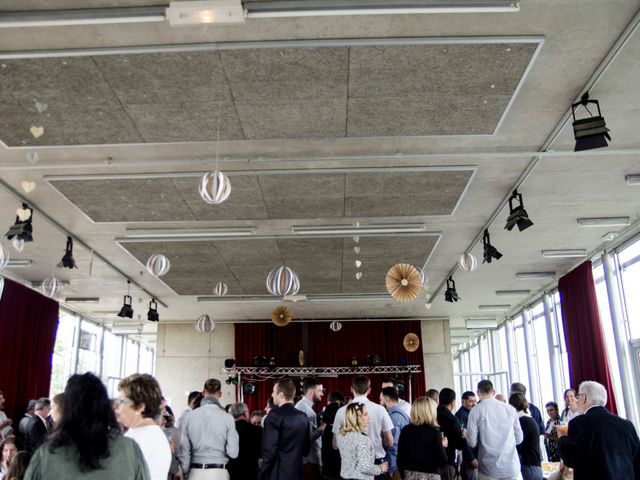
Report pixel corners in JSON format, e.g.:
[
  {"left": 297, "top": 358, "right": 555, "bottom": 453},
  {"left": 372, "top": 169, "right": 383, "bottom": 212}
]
[
  {"left": 260, "top": 378, "right": 311, "bottom": 480},
  {"left": 228, "top": 402, "right": 262, "bottom": 480},
  {"left": 25, "top": 397, "right": 51, "bottom": 453},
  {"left": 558, "top": 380, "right": 640, "bottom": 480}
]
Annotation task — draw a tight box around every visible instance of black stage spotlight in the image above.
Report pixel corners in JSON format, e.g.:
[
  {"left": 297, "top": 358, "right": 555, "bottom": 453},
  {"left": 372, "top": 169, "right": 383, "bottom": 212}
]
[
  {"left": 268, "top": 356, "right": 276, "bottom": 369},
  {"left": 224, "top": 358, "right": 236, "bottom": 369},
  {"left": 252, "top": 355, "right": 268, "bottom": 368},
  {"left": 5, "top": 203, "right": 34, "bottom": 243},
  {"left": 444, "top": 277, "right": 460, "bottom": 303},
  {"left": 572, "top": 93, "right": 611, "bottom": 151},
  {"left": 225, "top": 375, "right": 238, "bottom": 385},
  {"left": 504, "top": 190, "right": 534, "bottom": 232},
  {"left": 243, "top": 382, "right": 256, "bottom": 395},
  {"left": 57, "top": 236, "right": 78, "bottom": 269},
  {"left": 117, "top": 295, "right": 134, "bottom": 318},
  {"left": 396, "top": 380, "right": 406, "bottom": 395},
  {"left": 482, "top": 230, "right": 503, "bottom": 264},
  {"left": 365, "top": 354, "right": 382, "bottom": 366},
  {"left": 147, "top": 299, "right": 159, "bottom": 322}
]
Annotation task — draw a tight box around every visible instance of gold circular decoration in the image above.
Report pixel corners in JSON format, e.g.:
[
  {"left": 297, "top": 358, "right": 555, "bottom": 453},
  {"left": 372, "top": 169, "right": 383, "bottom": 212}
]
[
  {"left": 385, "top": 263, "right": 422, "bottom": 302},
  {"left": 299, "top": 350, "right": 305, "bottom": 366},
  {"left": 403, "top": 333, "right": 420, "bottom": 352},
  {"left": 272, "top": 305, "right": 292, "bottom": 327}
]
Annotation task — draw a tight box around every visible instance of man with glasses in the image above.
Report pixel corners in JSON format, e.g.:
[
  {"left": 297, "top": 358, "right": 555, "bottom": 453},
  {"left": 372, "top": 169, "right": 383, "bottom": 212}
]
[{"left": 557, "top": 381, "right": 640, "bottom": 479}]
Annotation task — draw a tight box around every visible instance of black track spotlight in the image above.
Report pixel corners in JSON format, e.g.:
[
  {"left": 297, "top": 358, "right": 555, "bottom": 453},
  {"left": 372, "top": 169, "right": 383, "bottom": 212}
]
[
  {"left": 225, "top": 375, "right": 238, "bottom": 385},
  {"left": 117, "top": 280, "right": 134, "bottom": 318},
  {"left": 482, "top": 230, "right": 503, "bottom": 264},
  {"left": 5, "top": 203, "right": 34, "bottom": 243},
  {"left": 572, "top": 92, "right": 611, "bottom": 151},
  {"left": 147, "top": 299, "right": 159, "bottom": 322},
  {"left": 252, "top": 355, "right": 268, "bottom": 368},
  {"left": 224, "top": 358, "right": 236, "bottom": 369},
  {"left": 243, "top": 382, "right": 256, "bottom": 396},
  {"left": 57, "top": 236, "right": 78, "bottom": 269},
  {"left": 504, "top": 190, "right": 534, "bottom": 232},
  {"left": 444, "top": 277, "right": 460, "bottom": 303}
]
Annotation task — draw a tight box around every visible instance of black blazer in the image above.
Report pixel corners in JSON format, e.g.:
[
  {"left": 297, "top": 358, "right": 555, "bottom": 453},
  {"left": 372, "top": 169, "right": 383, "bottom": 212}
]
[
  {"left": 558, "top": 406, "right": 640, "bottom": 480},
  {"left": 25, "top": 415, "right": 48, "bottom": 453},
  {"left": 260, "top": 403, "right": 311, "bottom": 480},
  {"left": 397, "top": 424, "right": 448, "bottom": 476},
  {"left": 436, "top": 405, "right": 474, "bottom": 465},
  {"left": 228, "top": 419, "right": 263, "bottom": 480}
]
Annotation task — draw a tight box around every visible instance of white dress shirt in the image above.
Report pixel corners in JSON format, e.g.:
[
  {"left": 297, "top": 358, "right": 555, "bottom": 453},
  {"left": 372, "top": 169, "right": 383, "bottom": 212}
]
[
  {"left": 332, "top": 395, "right": 393, "bottom": 459},
  {"left": 467, "top": 397, "right": 523, "bottom": 478},
  {"left": 397, "top": 399, "right": 412, "bottom": 418}
]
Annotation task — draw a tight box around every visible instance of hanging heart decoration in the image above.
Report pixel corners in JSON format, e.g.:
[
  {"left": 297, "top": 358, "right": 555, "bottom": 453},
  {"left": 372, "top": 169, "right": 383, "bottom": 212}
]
[
  {"left": 353, "top": 235, "right": 359, "bottom": 243},
  {"left": 21, "top": 181, "right": 36, "bottom": 194},
  {"left": 16, "top": 207, "right": 32, "bottom": 221},
  {"left": 26, "top": 152, "right": 40, "bottom": 164},
  {"left": 12, "top": 238, "right": 25, "bottom": 252},
  {"left": 34, "top": 101, "right": 48, "bottom": 113},
  {"left": 354, "top": 246, "right": 360, "bottom": 254},
  {"left": 30, "top": 126, "right": 44, "bottom": 138},
  {"left": 355, "top": 260, "right": 362, "bottom": 269},
  {"left": 355, "top": 272, "right": 363, "bottom": 280}
]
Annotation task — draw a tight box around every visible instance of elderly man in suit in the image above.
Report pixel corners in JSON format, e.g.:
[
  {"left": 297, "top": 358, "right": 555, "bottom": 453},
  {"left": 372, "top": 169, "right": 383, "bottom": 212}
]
[
  {"left": 25, "top": 398, "right": 51, "bottom": 453},
  {"left": 260, "top": 378, "right": 311, "bottom": 480},
  {"left": 558, "top": 380, "right": 640, "bottom": 479}
]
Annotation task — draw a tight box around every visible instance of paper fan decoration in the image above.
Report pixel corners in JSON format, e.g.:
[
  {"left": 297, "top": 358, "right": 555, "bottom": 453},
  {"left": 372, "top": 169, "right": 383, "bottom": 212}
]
[
  {"left": 299, "top": 350, "right": 305, "bottom": 366},
  {"left": 385, "top": 263, "right": 422, "bottom": 302},
  {"left": 272, "top": 305, "right": 292, "bottom": 327},
  {"left": 403, "top": 333, "right": 420, "bottom": 352}
]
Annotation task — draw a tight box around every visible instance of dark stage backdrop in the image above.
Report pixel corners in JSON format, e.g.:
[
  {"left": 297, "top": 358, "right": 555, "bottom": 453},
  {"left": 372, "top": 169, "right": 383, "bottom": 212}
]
[
  {"left": 234, "top": 320, "right": 426, "bottom": 413},
  {"left": 0, "top": 278, "right": 59, "bottom": 430},
  {"left": 558, "top": 261, "right": 618, "bottom": 414}
]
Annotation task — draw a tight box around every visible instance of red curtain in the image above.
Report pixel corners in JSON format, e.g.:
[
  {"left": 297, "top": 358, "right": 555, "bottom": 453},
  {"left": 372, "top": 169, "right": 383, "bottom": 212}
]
[
  {"left": 234, "top": 321, "right": 426, "bottom": 413},
  {"left": 558, "top": 261, "right": 617, "bottom": 414},
  {"left": 0, "top": 278, "right": 60, "bottom": 429}
]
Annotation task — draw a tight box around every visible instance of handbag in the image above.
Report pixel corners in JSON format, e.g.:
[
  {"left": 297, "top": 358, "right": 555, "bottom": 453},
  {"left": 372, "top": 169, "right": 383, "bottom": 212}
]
[{"left": 405, "top": 471, "right": 441, "bottom": 480}]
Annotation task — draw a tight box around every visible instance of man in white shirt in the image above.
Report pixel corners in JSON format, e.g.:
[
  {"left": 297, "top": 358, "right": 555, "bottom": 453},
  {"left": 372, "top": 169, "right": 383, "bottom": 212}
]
[
  {"left": 467, "top": 380, "right": 523, "bottom": 480},
  {"left": 333, "top": 376, "right": 394, "bottom": 480},
  {"left": 295, "top": 378, "right": 325, "bottom": 480}
]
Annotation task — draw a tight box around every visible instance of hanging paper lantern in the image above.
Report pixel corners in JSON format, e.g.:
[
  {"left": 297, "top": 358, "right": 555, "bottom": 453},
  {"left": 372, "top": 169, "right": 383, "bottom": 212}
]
[
  {"left": 195, "top": 314, "right": 215, "bottom": 333},
  {"left": 458, "top": 253, "right": 478, "bottom": 272},
  {"left": 41, "top": 277, "right": 63, "bottom": 298},
  {"left": 199, "top": 170, "right": 232, "bottom": 205},
  {"left": 266, "top": 266, "right": 300, "bottom": 297},
  {"left": 272, "top": 306, "right": 292, "bottom": 327},
  {"left": 417, "top": 267, "right": 428, "bottom": 286},
  {"left": 330, "top": 320, "right": 342, "bottom": 332},
  {"left": 385, "top": 263, "right": 422, "bottom": 302},
  {"left": 403, "top": 333, "right": 420, "bottom": 352},
  {"left": 12, "top": 237, "right": 25, "bottom": 252},
  {"left": 146, "top": 254, "right": 170, "bottom": 277},
  {"left": 0, "top": 241, "right": 9, "bottom": 270},
  {"left": 213, "top": 281, "right": 228, "bottom": 297}
]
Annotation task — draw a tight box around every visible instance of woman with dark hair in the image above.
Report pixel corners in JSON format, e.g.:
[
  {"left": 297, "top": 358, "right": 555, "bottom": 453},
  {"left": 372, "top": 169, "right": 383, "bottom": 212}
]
[
  {"left": 509, "top": 393, "right": 543, "bottom": 480},
  {"left": 117, "top": 374, "right": 171, "bottom": 480},
  {"left": 6, "top": 452, "right": 31, "bottom": 480},
  {"left": 23, "top": 372, "right": 149, "bottom": 480},
  {"left": 1, "top": 436, "right": 18, "bottom": 479}
]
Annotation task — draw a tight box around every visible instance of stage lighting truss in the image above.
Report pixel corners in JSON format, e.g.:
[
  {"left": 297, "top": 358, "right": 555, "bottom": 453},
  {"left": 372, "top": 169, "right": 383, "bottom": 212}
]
[{"left": 220, "top": 365, "right": 421, "bottom": 377}]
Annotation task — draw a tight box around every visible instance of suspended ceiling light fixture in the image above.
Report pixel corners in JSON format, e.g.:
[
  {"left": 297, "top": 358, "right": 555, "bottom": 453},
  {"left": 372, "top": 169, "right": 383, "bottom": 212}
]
[
  {"left": 504, "top": 189, "right": 533, "bottom": 232},
  {"left": 5, "top": 203, "right": 34, "bottom": 245},
  {"left": 147, "top": 299, "right": 159, "bottom": 322},
  {"left": 576, "top": 217, "right": 630, "bottom": 228},
  {"left": 57, "top": 236, "right": 78, "bottom": 269},
  {"left": 482, "top": 229, "right": 502, "bottom": 263},
  {"left": 117, "top": 280, "right": 134, "bottom": 319},
  {"left": 541, "top": 249, "right": 587, "bottom": 258},
  {"left": 444, "top": 276, "right": 460, "bottom": 303},
  {"left": 571, "top": 92, "right": 611, "bottom": 151}
]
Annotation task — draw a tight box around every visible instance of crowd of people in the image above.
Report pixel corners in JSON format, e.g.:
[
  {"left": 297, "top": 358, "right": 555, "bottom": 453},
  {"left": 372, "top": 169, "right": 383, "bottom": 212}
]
[{"left": 0, "top": 374, "right": 639, "bottom": 480}]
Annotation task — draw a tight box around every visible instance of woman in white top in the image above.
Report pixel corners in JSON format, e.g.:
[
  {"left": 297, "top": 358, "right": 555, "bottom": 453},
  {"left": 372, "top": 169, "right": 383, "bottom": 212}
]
[
  {"left": 336, "top": 403, "right": 388, "bottom": 480},
  {"left": 560, "top": 389, "right": 579, "bottom": 423},
  {"left": 117, "top": 374, "right": 171, "bottom": 480}
]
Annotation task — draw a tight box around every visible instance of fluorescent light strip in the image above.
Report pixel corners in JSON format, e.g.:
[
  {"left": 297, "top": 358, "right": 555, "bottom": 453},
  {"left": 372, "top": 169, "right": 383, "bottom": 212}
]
[
  {"left": 292, "top": 223, "right": 426, "bottom": 236},
  {"left": 111, "top": 326, "right": 141, "bottom": 335},
  {"left": 516, "top": 272, "right": 556, "bottom": 280},
  {"left": 625, "top": 174, "right": 640, "bottom": 185},
  {"left": 542, "top": 249, "right": 587, "bottom": 258},
  {"left": 6, "top": 259, "right": 32, "bottom": 268},
  {"left": 577, "top": 217, "right": 630, "bottom": 227},
  {"left": 245, "top": 0, "right": 520, "bottom": 18},
  {"left": 495, "top": 289, "right": 530, "bottom": 296},
  {"left": 478, "top": 305, "right": 511, "bottom": 312},
  {"left": 466, "top": 318, "right": 498, "bottom": 328},
  {"left": 198, "top": 293, "right": 390, "bottom": 302},
  {"left": 65, "top": 297, "right": 100, "bottom": 304},
  {"left": 126, "top": 227, "right": 256, "bottom": 239},
  {"left": 0, "top": 7, "right": 166, "bottom": 28}
]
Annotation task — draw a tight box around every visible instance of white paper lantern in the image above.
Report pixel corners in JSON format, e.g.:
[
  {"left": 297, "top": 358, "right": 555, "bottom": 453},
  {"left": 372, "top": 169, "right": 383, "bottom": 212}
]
[
  {"left": 0, "top": 241, "right": 9, "bottom": 270},
  {"left": 199, "top": 171, "right": 232, "bottom": 205},
  {"left": 12, "top": 237, "right": 24, "bottom": 253},
  {"left": 213, "top": 281, "right": 228, "bottom": 297},
  {"left": 146, "top": 254, "right": 171, "bottom": 277},
  {"left": 330, "top": 320, "right": 342, "bottom": 332},
  {"left": 418, "top": 267, "right": 428, "bottom": 286},
  {"left": 266, "top": 266, "right": 300, "bottom": 297},
  {"left": 195, "top": 314, "right": 215, "bottom": 333},
  {"left": 458, "top": 253, "right": 478, "bottom": 272},
  {"left": 41, "top": 277, "right": 63, "bottom": 298}
]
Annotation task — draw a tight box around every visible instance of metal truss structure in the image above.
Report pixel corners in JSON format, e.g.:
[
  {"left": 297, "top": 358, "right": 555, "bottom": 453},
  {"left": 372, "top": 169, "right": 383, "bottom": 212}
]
[{"left": 220, "top": 365, "right": 421, "bottom": 377}]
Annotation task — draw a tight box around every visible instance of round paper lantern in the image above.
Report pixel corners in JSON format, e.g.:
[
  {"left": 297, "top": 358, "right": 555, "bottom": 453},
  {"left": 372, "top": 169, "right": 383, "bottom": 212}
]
[
  {"left": 213, "top": 281, "right": 228, "bottom": 297},
  {"left": 199, "top": 170, "right": 232, "bottom": 205},
  {"left": 195, "top": 314, "right": 215, "bottom": 333},
  {"left": 146, "top": 254, "right": 171, "bottom": 277},
  {"left": 266, "top": 266, "right": 300, "bottom": 297},
  {"left": 12, "top": 237, "right": 24, "bottom": 253},
  {"left": 458, "top": 252, "right": 478, "bottom": 272},
  {"left": 403, "top": 333, "right": 420, "bottom": 352},
  {"left": 0, "top": 241, "right": 9, "bottom": 270},
  {"left": 41, "top": 277, "right": 63, "bottom": 298},
  {"left": 418, "top": 267, "right": 428, "bottom": 286},
  {"left": 330, "top": 320, "right": 342, "bottom": 332},
  {"left": 385, "top": 263, "right": 422, "bottom": 302},
  {"left": 272, "top": 305, "right": 292, "bottom": 327}
]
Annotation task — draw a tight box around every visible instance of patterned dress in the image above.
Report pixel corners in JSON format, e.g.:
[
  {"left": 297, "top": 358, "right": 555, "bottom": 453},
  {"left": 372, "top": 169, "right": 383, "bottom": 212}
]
[{"left": 545, "top": 419, "right": 561, "bottom": 462}]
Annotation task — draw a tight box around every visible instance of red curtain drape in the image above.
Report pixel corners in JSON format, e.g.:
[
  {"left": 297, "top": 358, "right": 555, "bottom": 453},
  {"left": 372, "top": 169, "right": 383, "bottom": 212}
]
[
  {"left": 0, "top": 278, "right": 60, "bottom": 430},
  {"left": 234, "top": 321, "right": 426, "bottom": 413},
  {"left": 558, "top": 261, "right": 617, "bottom": 414}
]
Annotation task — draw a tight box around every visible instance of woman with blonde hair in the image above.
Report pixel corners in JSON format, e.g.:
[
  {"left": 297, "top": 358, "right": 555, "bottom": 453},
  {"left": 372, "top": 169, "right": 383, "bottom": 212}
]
[
  {"left": 397, "top": 397, "right": 448, "bottom": 480},
  {"left": 336, "top": 403, "right": 389, "bottom": 480}
]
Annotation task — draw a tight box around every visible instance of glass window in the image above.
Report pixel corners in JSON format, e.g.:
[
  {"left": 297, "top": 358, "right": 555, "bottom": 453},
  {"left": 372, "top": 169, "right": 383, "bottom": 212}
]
[
  {"left": 479, "top": 334, "right": 491, "bottom": 373},
  {"left": 123, "top": 338, "right": 140, "bottom": 376},
  {"left": 531, "top": 305, "right": 554, "bottom": 405},
  {"left": 619, "top": 239, "right": 640, "bottom": 340},
  {"left": 512, "top": 315, "right": 530, "bottom": 393},
  {"left": 50, "top": 310, "right": 78, "bottom": 397},
  {"left": 77, "top": 320, "right": 102, "bottom": 375},
  {"left": 138, "top": 345, "right": 155, "bottom": 375},
  {"left": 553, "top": 292, "right": 571, "bottom": 390},
  {"left": 102, "top": 330, "right": 123, "bottom": 397}
]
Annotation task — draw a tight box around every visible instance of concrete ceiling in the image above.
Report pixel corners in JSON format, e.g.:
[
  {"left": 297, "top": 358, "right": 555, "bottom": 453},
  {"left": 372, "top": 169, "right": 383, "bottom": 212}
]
[{"left": 0, "top": 1, "right": 639, "bottom": 346}]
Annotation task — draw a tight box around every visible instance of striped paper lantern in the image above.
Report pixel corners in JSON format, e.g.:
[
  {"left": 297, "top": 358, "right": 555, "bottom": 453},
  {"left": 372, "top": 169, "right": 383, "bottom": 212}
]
[
  {"left": 266, "top": 266, "right": 300, "bottom": 297},
  {"left": 195, "top": 314, "right": 215, "bottom": 333},
  {"left": 199, "top": 170, "right": 232, "bottom": 205},
  {"left": 146, "top": 254, "right": 171, "bottom": 277}
]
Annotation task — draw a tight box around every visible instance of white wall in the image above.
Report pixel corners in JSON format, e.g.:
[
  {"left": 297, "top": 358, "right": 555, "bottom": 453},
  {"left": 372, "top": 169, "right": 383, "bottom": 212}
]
[
  {"left": 155, "top": 323, "right": 235, "bottom": 419},
  {"left": 420, "top": 319, "right": 454, "bottom": 390}
]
